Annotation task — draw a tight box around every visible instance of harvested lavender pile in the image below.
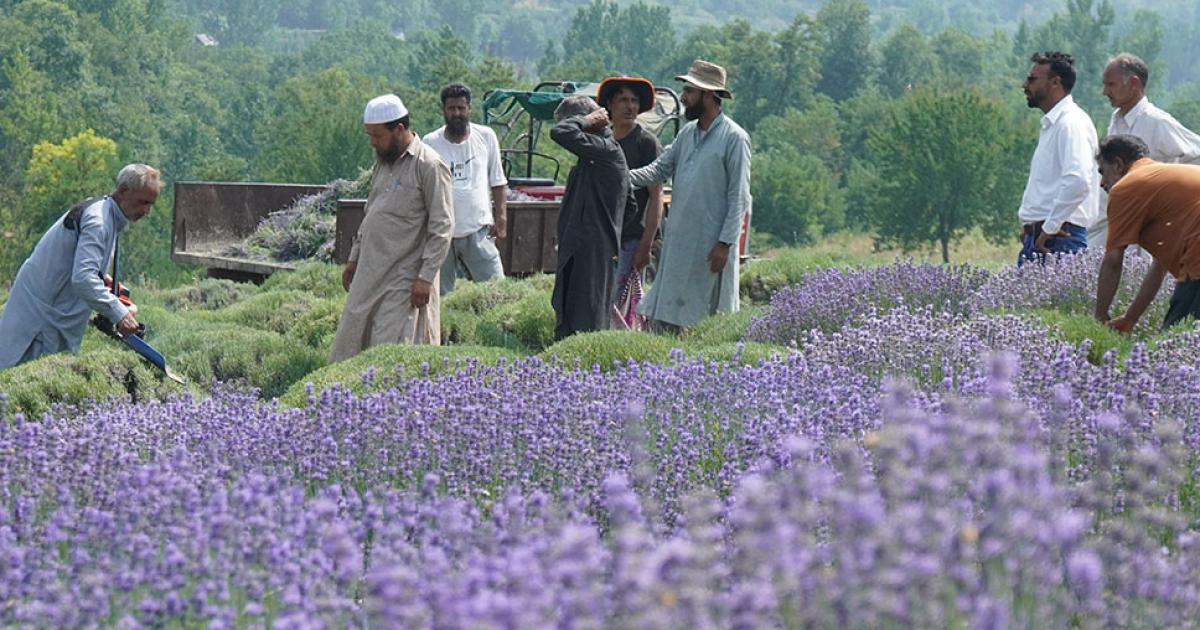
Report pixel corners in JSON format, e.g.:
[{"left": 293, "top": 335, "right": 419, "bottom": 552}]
[{"left": 224, "top": 171, "right": 370, "bottom": 263}]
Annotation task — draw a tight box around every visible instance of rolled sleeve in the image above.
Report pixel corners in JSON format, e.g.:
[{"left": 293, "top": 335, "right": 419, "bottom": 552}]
[{"left": 630, "top": 139, "right": 677, "bottom": 189}]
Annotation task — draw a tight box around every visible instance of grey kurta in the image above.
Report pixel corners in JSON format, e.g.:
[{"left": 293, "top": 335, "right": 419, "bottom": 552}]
[
  {"left": 329, "top": 138, "right": 453, "bottom": 362},
  {"left": 0, "top": 198, "right": 130, "bottom": 369},
  {"left": 549, "top": 116, "right": 629, "bottom": 339},
  {"left": 630, "top": 113, "right": 752, "bottom": 328}
]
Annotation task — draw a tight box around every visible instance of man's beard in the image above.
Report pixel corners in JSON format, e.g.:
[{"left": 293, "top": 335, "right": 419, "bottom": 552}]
[
  {"left": 1024, "top": 91, "right": 1040, "bottom": 109},
  {"left": 446, "top": 118, "right": 469, "bottom": 136},
  {"left": 376, "top": 141, "right": 402, "bottom": 164},
  {"left": 684, "top": 101, "right": 705, "bottom": 121}
]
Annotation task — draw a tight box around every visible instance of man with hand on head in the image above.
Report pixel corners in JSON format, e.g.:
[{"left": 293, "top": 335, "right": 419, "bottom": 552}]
[
  {"left": 548, "top": 94, "right": 629, "bottom": 340},
  {"left": 330, "top": 93, "right": 453, "bottom": 362}
]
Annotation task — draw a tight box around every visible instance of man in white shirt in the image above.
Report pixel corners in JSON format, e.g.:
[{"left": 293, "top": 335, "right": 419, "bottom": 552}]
[
  {"left": 1090, "top": 53, "right": 1200, "bottom": 247},
  {"left": 423, "top": 83, "right": 509, "bottom": 294},
  {"left": 1017, "top": 51, "right": 1100, "bottom": 265}
]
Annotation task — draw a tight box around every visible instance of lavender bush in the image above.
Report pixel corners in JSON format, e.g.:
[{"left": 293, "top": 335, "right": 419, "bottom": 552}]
[
  {"left": 746, "top": 260, "right": 988, "bottom": 344},
  {"left": 4, "top": 256, "right": 1200, "bottom": 626}
]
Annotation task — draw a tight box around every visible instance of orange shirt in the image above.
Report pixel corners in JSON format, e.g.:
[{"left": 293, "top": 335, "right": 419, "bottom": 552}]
[{"left": 1106, "top": 158, "right": 1200, "bottom": 280}]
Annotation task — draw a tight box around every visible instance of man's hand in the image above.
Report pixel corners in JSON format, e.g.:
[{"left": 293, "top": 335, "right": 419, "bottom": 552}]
[
  {"left": 633, "top": 240, "right": 653, "bottom": 272},
  {"left": 342, "top": 261, "right": 357, "bottom": 292},
  {"left": 411, "top": 279, "right": 433, "bottom": 308},
  {"left": 707, "top": 242, "right": 731, "bottom": 274},
  {"left": 116, "top": 312, "right": 140, "bottom": 337},
  {"left": 1106, "top": 316, "right": 1136, "bottom": 334},
  {"left": 489, "top": 216, "right": 507, "bottom": 240},
  {"left": 1035, "top": 229, "right": 1068, "bottom": 253},
  {"left": 583, "top": 108, "right": 610, "bottom": 132}
]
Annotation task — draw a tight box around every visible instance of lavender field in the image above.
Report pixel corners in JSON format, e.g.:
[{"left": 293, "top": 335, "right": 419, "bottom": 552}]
[{"left": 3, "top": 251, "right": 1200, "bottom": 627}]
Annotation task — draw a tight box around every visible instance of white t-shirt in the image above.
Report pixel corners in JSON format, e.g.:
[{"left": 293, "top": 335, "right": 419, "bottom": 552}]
[{"left": 423, "top": 123, "right": 508, "bottom": 238}]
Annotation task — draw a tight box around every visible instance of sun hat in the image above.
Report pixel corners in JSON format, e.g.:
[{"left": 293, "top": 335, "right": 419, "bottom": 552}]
[
  {"left": 674, "top": 59, "right": 733, "bottom": 99},
  {"left": 597, "top": 77, "right": 656, "bottom": 113}
]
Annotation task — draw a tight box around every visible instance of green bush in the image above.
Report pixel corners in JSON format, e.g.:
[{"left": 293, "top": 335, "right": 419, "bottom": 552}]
[
  {"left": 482, "top": 292, "right": 555, "bottom": 351},
  {"left": 195, "top": 290, "right": 323, "bottom": 335},
  {"left": 685, "top": 306, "right": 768, "bottom": 347},
  {"left": 443, "top": 277, "right": 544, "bottom": 315},
  {"left": 259, "top": 262, "right": 345, "bottom": 300},
  {"left": 686, "top": 341, "right": 792, "bottom": 366},
  {"left": 146, "top": 318, "right": 325, "bottom": 398},
  {"left": 151, "top": 278, "right": 256, "bottom": 312},
  {"left": 0, "top": 349, "right": 186, "bottom": 421},
  {"left": 280, "top": 343, "right": 522, "bottom": 407},
  {"left": 538, "top": 330, "right": 679, "bottom": 371},
  {"left": 287, "top": 297, "right": 345, "bottom": 349}
]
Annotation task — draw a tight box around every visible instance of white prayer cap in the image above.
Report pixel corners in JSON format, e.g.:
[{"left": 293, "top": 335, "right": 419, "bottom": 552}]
[{"left": 363, "top": 94, "right": 409, "bottom": 124}]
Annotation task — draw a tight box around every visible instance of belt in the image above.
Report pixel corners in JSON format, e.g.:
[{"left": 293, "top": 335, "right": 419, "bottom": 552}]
[{"left": 1022, "top": 221, "right": 1083, "bottom": 236}]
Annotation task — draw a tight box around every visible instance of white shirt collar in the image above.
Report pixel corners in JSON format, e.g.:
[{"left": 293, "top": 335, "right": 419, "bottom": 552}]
[
  {"left": 1117, "top": 96, "right": 1150, "bottom": 125},
  {"left": 1041, "top": 94, "right": 1076, "bottom": 129}
]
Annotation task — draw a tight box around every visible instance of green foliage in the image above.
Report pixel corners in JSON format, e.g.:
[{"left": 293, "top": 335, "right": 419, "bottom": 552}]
[
  {"left": 441, "top": 308, "right": 485, "bottom": 346},
  {"left": 153, "top": 278, "right": 256, "bottom": 311},
  {"left": 750, "top": 149, "right": 845, "bottom": 245},
  {"left": 254, "top": 67, "right": 386, "bottom": 184},
  {"left": 0, "top": 347, "right": 184, "bottom": 421},
  {"left": 147, "top": 317, "right": 325, "bottom": 399},
  {"left": 442, "top": 277, "right": 544, "bottom": 315},
  {"left": 867, "top": 86, "right": 1027, "bottom": 262},
  {"left": 541, "top": 0, "right": 676, "bottom": 85},
  {"left": 480, "top": 292, "right": 556, "bottom": 351},
  {"left": 286, "top": 297, "right": 344, "bottom": 349},
  {"left": 684, "top": 306, "right": 767, "bottom": 346},
  {"left": 816, "top": 0, "right": 875, "bottom": 101},
  {"left": 1029, "top": 309, "right": 1137, "bottom": 365},
  {"left": 278, "top": 343, "right": 521, "bottom": 408},
  {"left": 538, "top": 330, "right": 678, "bottom": 371},
  {"left": 12, "top": 129, "right": 118, "bottom": 272},
  {"left": 878, "top": 24, "right": 938, "bottom": 98},
  {"left": 195, "top": 289, "right": 323, "bottom": 335},
  {"left": 753, "top": 97, "right": 841, "bottom": 166},
  {"left": 258, "top": 262, "right": 345, "bottom": 299}
]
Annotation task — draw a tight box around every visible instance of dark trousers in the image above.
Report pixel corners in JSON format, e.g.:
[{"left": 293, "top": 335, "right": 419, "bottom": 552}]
[{"left": 1164, "top": 278, "right": 1200, "bottom": 330}]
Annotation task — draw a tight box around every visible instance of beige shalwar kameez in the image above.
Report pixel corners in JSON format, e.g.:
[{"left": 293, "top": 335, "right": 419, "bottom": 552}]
[{"left": 329, "top": 138, "right": 453, "bottom": 362}]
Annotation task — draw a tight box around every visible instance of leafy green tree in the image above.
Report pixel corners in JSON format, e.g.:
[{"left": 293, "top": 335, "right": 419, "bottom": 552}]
[
  {"left": 815, "top": 0, "right": 874, "bottom": 102},
  {"left": 753, "top": 97, "right": 841, "bottom": 169},
  {"left": 751, "top": 148, "right": 844, "bottom": 245},
  {"left": 3, "top": 0, "right": 88, "bottom": 85},
  {"left": 878, "top": 24, "right": 937, "bottom": 98},
  {"left": 254, "top": 68, "right": 387, "bottom": 184},
  {"left": 867, "top": 86, "right": 1026, "bottom": 262},
  {"left": 2, "top": 129, "right": 118, "bottom": 274},
  {"left": 540, "top": 0, "right": 676, "bottom": 83}
]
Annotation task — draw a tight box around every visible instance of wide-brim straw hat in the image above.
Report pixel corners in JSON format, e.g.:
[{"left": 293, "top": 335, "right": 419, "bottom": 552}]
[
  {"left": 597, "top": 77, "right": 656, "bottom": 114},
  {"left": 674, "top": 59, "right": 733, "bottom": 99}
]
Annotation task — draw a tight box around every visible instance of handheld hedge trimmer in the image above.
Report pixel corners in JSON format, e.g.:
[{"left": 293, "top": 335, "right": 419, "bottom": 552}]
[{"left": 91, "top": 234, "right": 185, "bottom": 384}]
